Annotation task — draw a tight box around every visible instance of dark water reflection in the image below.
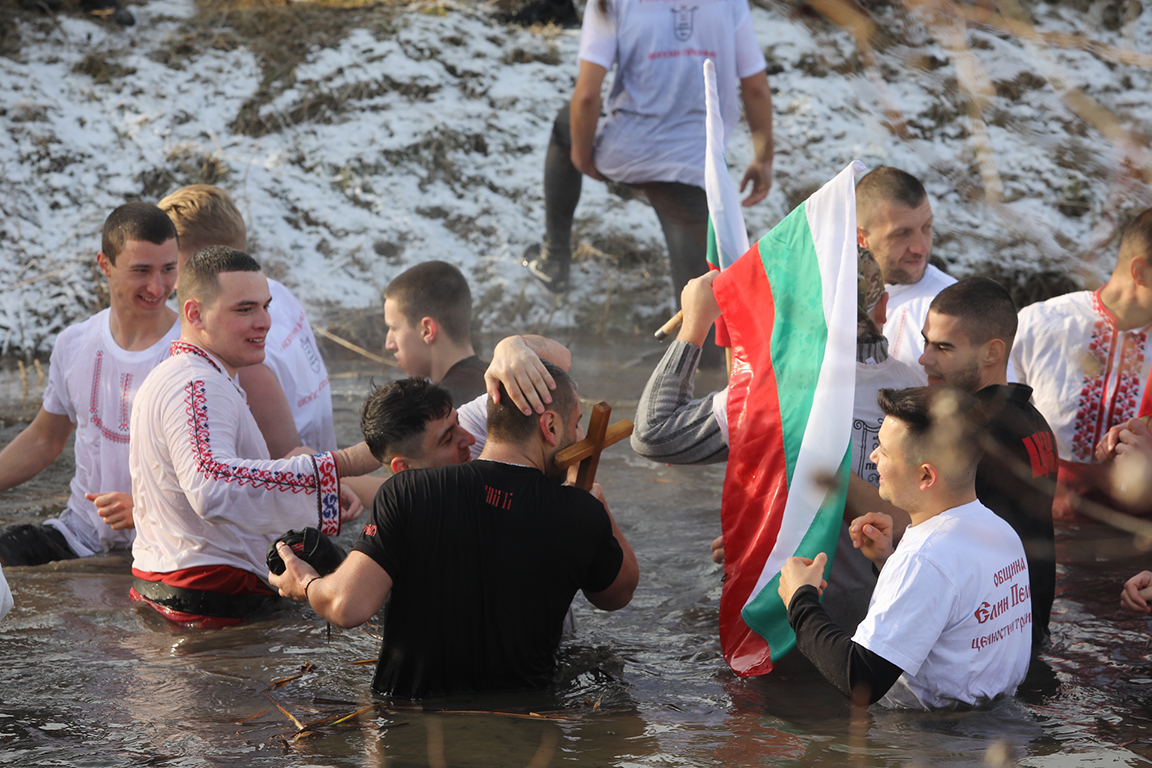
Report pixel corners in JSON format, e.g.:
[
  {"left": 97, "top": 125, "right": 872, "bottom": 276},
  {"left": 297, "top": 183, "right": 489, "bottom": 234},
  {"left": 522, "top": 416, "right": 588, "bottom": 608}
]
[{"left": 1, "top": 337, "right": 1151, "bottom": 766}]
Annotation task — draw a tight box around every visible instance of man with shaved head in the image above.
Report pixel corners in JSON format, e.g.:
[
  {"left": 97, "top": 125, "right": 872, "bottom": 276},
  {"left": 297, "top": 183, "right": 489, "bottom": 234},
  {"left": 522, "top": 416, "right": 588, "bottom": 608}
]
[{"left": 856, "top": 168, "right": 957, "bottom": 375}]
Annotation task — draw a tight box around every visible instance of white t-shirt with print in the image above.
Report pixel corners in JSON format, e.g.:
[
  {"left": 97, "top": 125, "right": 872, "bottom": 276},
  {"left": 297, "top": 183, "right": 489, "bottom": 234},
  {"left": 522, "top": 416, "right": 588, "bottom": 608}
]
[
  {"left": 41, "top": 309, "right": 180, "bottom": 556},
  {"left": 853, "top": 500, "right": 1032, "bottom": 710},
  {"left": 579, "top": 0, "right": 767, "bottom": 187}
]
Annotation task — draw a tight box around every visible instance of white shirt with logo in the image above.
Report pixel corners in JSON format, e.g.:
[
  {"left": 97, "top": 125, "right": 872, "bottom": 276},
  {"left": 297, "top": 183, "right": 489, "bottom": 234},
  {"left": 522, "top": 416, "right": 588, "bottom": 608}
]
[
  {"left": 265, "top": 279, "right": 337, "bottom": 453},
  {"left": 41, "top": 309, "right": 180, "bottom": 556},
  {"left": 853, "top": 500, "right": 1032, "bottom": 709},
  {"left": 579, "top": 0, "right": 767, "bottom": 187}
]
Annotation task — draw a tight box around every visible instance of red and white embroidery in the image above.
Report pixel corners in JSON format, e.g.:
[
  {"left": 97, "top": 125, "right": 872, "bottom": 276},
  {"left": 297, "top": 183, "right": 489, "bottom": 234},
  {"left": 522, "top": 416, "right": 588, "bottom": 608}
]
[
  {"left": 183, "top": 380, "right": 319, "bottom": 495},
  {"left": 310, "top": 451, "right": 341, "bottom": 536},
  {"left": 1070, "top": 292, "right": 1148, "bottom": 461},
  {"left": 89, "top": 351, "right": 131, "bottom": 445},
  {"left": 172, "top": 341, "right": 223, "bottom": 374}
]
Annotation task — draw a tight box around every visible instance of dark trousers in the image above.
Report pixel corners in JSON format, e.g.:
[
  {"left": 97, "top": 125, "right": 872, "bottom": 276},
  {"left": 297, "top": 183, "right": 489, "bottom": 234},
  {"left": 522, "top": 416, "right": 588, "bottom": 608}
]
[
  {"left": 0, "top": 524, "right": 78, "bottom": 567},
  {"left": 544, "top": 106, "right": 712, "bottom": 307}
]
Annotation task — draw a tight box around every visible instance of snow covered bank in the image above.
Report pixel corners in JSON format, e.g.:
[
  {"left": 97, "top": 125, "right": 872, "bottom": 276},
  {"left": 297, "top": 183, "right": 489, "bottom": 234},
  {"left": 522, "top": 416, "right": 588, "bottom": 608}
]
[{"left": 1, "top": 0, "right": 1150, "bottom": 357}]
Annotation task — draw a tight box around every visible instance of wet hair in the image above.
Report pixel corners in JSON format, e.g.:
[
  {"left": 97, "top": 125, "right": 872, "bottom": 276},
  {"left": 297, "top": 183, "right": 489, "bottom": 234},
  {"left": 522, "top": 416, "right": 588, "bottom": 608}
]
[
  {"left": 360, "top": 378, "right": 454, "bottom": 462},
  {"left": 486, "top": 362, "right": 577, "bottom": 445},
  {"left": 877, "top": 386, "right": 987, "bottom": 481},
  {"left": 856, "top": 167, "right": 927, "bottom": 225},
  {"left": 1117, "top": 207, "right": 1152, "bottom": 265},
  {"left": 928, "top": 276, "right": 1018, "bottom": 348},
  {"left": 159, "top": 185, "right": 247, "bottom": 257},
  {"left": 383, "top": 261, "right": 473, "bottom": 344},
  {"left": 101, "top": 202, "right": 178, "bottom": 265},
  {"left": 176, "top": 245, "right": 262, "bottom": 310}
]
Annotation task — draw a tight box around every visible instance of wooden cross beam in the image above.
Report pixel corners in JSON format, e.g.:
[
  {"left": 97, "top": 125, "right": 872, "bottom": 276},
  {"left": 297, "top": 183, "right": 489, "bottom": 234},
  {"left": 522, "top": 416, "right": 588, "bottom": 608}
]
[{"left": 554, "top": 401, "right": 634, "bottom": 491}]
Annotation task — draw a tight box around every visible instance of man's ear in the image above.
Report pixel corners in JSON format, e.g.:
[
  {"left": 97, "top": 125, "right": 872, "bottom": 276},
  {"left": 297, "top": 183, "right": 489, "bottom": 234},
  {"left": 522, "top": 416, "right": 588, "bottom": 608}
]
[
  {"left": 390, "top": 456, "right": 412, "bottom": 474},
  {"left": 1130, "top": 256, "right": 1151, "bottom": 288},
  {"left": 420, "top": 317, "right": 438, "bottom": 345},
  {"left": 184, "top": 299, "right": 204, "bottom": 329},
  {"left": 539, "top": 410, "right": 561, "bottom": 447},
  {"left": 982, "top": 338, "right": 1006, "bottom": 368},
  {"left": 919, "top": 462, "right": 939, "bottom": 492},
  {"left": 96, "top": 251, "right": 112, "bottom": 277},
  {"left": 857, "top": 227, "right": 869, "bottom": 249}
]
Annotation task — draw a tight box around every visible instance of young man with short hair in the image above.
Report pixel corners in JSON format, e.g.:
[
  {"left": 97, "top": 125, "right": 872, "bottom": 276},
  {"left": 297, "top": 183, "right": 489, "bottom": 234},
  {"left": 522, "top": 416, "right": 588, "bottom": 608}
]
[
  {"left": 129, "top": 247, "right": 363, "bottom": 627},
  {"left": 856, "top": 167, "right": 957, "bottom": 374},
  {"left": 780, "top": 386, "right": 1032, "bottom": 709},
  {"left": 270, "top": 363, "right": 639, "bottom": 700},
  {"left": 1012, "top": 207, "right": 1152, "bottom": 520},
  {"left": 159, "top": 184, "right": 337, "bottom": 457},
  {"left": 383, "top": 261, "right": 486, "bottom": 407},
  {"left": 0, "top": 203, "right": 180, "bottom": 566}
]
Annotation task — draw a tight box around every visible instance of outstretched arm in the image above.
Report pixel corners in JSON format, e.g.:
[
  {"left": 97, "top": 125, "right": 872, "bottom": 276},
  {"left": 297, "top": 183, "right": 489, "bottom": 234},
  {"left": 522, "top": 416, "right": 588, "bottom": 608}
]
[
  {"left": 632, "top": 273, "right": 729, "bottom": 465},
  {"left": 0, "top": 408, "right": 75, "bottom": 491},
  {"left": 270, "top": 544, "right": 392, "bottom": 628}
]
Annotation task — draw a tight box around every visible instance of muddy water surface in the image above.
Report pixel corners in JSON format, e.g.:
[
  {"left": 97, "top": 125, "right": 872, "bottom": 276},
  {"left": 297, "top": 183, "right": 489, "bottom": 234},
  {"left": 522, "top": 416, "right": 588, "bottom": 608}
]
[{"left": 0, "top": 338, "right": 1150, "bottom": 767}]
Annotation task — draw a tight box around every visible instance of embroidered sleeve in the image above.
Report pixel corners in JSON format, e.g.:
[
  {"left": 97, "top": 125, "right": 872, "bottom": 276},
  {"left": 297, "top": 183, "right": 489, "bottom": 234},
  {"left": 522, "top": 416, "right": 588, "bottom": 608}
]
[{"left": 168, "top": 377, "right": 340, "bottom": 535}]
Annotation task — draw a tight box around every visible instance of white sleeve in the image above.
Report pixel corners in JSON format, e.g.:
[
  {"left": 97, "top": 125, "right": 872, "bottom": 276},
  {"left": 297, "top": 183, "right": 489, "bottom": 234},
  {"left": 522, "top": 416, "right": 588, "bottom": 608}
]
[
  {"left": 41, "top": 335, "right": 76, "bottom": 420},
  {"left": 458, "top": 393, "right": 488, "bottom": 461},
  {"left": 712, "top": 386, "right": 730, "bottom": 446},
  {"left": 165, "top": 376, "right": 343, "bottom": 536},
  {"left": 0, "top": 566, "right": 12, "bottom": 622},
  {"left": 1010, "top": 309, "right": 1032, "bottom": 386},
  {"left": 578, "top": 0, "right": 617, "bottom": 70},
  {"left": 733, "top": 13, "right": 767, "bottom": 79}
]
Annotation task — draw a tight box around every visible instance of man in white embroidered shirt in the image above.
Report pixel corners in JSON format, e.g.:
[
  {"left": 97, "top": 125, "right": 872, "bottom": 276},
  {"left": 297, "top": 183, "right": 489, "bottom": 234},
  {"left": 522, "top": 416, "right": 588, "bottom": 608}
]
[
  {"left": 129, "top": 247, "right": 363, "bottom": 628},
  {"left": 778, "top": 386, "right": 1031, "bottom": 710}
]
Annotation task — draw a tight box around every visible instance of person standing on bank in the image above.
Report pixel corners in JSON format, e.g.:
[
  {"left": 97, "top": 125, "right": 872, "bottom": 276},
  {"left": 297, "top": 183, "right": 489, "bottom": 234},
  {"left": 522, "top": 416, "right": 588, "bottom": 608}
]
[{"left": 522, "top": 0, "right": 773, "bottom": 346}]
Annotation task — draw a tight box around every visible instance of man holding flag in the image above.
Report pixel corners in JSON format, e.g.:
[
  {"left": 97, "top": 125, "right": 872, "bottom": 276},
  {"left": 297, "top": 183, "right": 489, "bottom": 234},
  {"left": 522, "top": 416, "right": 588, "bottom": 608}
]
[{"left": 780, "top": 386, "right": 1032, "bottom": 709}]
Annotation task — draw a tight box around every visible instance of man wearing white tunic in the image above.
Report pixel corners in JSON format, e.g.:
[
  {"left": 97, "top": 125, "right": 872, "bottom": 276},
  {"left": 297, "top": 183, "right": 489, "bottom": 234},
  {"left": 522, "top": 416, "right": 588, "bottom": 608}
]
[
  {"left": 1011, "top": 208, "right": 1152, "bottom": 520},
  {"left": 857, "top": 168, "right": 958, "bottom": 376},
  {"left": 129, "top": 247, "right": 362, "bottom": 627},
  {"left": 0, "top": 203, "right": 180, "bottom": 566},
  {"left": 160, "top": 185, "right": 337, "bottom": 457}
]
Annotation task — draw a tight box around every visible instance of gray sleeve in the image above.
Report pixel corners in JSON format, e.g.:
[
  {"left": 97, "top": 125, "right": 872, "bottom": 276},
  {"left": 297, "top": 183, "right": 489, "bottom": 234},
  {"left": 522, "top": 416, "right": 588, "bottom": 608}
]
[{"left": 630, "top": 341, "right": 729, "bottom": 465}]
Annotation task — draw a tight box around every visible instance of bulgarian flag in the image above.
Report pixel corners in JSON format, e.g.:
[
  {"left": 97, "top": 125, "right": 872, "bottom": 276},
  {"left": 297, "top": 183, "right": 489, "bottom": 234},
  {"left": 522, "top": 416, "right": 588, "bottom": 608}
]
[
  {"left": 702, "top": 59, "right": 749, "bottom": 348},
  {"left": 713, "top": 160, "right": 864, "bottom": 677}
]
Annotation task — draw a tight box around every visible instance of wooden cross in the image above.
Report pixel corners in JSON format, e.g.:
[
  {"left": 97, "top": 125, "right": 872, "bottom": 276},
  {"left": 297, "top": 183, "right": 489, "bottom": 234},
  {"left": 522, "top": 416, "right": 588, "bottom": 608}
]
[{"left": 554, "top": 401, "right": 634, "bottom": 491}]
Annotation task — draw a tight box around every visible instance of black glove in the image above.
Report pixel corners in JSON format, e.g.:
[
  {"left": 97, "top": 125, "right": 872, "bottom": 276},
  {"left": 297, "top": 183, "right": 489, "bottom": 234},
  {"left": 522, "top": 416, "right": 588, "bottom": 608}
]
[{"left": 266, "top": 528, "right": 346, "bottom": 577}]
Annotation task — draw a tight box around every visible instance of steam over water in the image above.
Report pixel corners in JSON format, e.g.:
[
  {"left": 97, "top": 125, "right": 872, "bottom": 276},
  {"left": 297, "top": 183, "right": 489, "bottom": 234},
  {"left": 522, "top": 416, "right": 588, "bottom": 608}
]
[{"left": 1, "top": 339, "right": 1150, "bottom": 767}]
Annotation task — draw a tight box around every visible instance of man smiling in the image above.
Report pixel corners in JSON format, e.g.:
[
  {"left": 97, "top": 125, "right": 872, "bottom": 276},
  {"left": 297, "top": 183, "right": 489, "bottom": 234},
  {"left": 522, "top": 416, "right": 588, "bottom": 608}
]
[
  {"left": 0, "top": 203, "right": 180, "bottom": 566},
  {"left": 129, "top": 247, "right": 363, "bottom": 627}
]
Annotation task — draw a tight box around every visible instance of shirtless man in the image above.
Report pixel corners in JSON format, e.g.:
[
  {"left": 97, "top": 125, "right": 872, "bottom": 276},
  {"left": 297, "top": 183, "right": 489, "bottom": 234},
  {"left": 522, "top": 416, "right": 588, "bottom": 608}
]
[
  {"left": 1012, "top": 207, "right": 1152, "bottom": 520},
  {"left": 160, "top": 185, "right": 337, "bottom": 457},
  {"left": 0, "top": 203, "right": 180, "bottom": 566},
  {"left": 129, "top": 247, "right": 365, "bottom": 627}
]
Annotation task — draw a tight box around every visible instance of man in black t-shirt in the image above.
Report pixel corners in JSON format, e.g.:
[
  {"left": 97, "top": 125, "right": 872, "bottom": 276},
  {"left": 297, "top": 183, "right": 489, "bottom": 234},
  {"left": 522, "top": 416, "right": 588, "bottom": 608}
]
[
  {"left": 918, "top": 278, "right": 1057, "bottom": 647},
  {"left": 270, "top": 362, "right": 639, "bottom": 700}
]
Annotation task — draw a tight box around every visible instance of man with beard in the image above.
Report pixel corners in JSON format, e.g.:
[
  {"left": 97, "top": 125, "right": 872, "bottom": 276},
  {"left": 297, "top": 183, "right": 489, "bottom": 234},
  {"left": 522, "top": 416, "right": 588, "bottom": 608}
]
[{"left": 271, "top": 361, "right": 639, "bottom": 700}]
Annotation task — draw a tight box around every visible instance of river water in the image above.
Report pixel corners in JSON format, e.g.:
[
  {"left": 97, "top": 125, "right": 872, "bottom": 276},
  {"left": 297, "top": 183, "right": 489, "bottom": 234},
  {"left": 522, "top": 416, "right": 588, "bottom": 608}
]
[{"left": 0, "top": 337, "right": 1150, "bottom": 767}]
